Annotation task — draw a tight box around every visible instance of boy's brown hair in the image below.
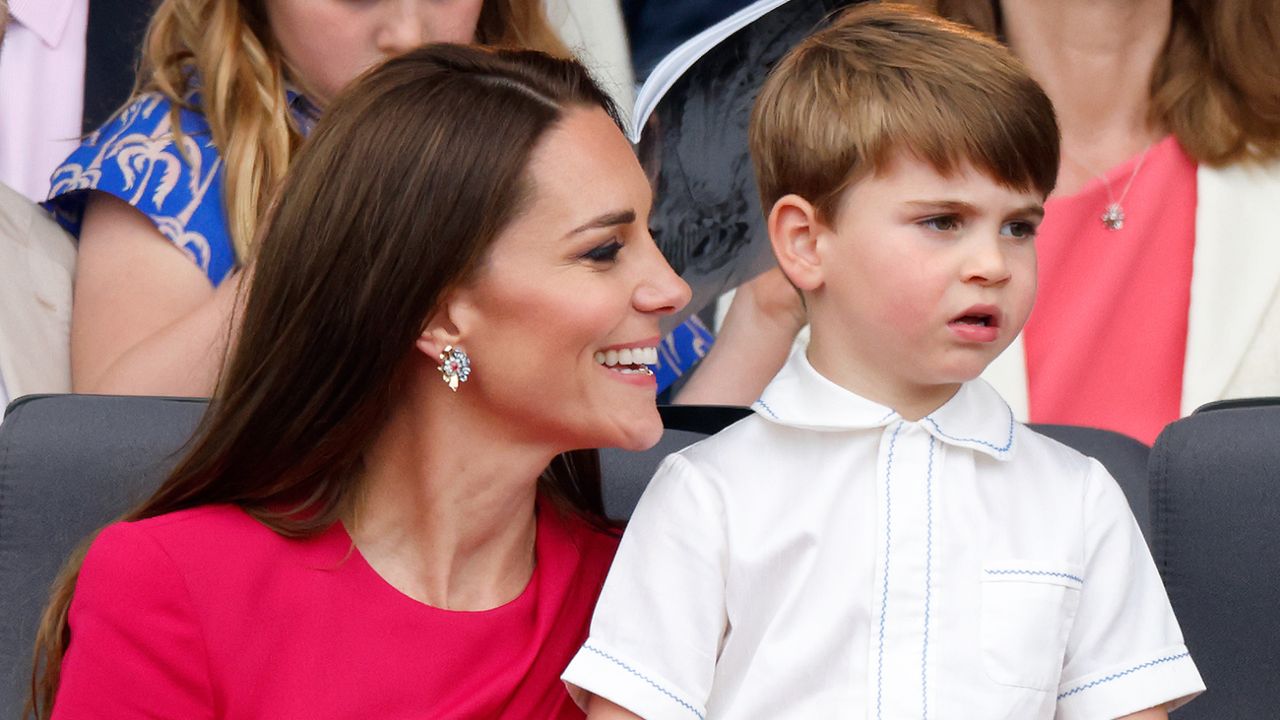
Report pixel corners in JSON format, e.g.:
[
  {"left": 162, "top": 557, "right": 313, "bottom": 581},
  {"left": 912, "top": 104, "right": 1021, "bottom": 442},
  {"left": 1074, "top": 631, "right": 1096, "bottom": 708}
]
[{"left": 749, "top": 2, "right": 1060, "bottom": 222}]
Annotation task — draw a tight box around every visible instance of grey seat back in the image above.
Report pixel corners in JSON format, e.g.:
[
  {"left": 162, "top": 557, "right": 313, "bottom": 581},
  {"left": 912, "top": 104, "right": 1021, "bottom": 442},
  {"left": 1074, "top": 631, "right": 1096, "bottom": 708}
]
[
  {"left": 1149, "top": 400, "right": 1280, "bottom": 719},
  {"left": 0, "top": 394, "right": 206, "bottom": 718}
]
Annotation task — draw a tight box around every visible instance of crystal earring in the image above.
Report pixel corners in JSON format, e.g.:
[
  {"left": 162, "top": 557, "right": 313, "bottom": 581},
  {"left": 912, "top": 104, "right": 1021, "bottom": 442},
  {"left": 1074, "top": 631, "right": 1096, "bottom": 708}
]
[{"left": 437, "top": 345, "right": 472, "bottom": 391}]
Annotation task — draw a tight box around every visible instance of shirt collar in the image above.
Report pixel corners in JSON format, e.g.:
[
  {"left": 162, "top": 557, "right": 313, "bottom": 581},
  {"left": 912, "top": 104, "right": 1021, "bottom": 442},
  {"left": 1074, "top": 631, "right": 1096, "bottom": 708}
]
[
  {"left": 752, "top": 350, "right": 1017, "bottom": 461},
  {"left": 10, "top": 0, "right": 77, "bottom": 48}
]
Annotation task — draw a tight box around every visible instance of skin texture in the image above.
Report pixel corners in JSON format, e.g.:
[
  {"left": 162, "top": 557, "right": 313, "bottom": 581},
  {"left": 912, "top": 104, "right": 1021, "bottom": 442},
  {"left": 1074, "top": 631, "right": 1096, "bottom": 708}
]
[
  {"left": 775, "top": 153, "right": 1042, "bottom": 420},
  {"left": 71, "top": 0, "right": 483, "bottom": 395},
  {"left": 350, "top": 107, "right": 689, "bottom": 610},
  {"left": 265, "top": 0, "right": 484, "bottom": 105}
]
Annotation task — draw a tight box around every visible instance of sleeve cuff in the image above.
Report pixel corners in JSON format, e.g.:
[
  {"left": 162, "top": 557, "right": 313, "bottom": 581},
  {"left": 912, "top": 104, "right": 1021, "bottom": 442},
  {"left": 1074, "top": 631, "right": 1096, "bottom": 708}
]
[
  {"left": 1056, "top": 645, "right": 1205, "bottom": 720},
  {"left": 562, "top": 641, "right": 707, "bottom": 720}
]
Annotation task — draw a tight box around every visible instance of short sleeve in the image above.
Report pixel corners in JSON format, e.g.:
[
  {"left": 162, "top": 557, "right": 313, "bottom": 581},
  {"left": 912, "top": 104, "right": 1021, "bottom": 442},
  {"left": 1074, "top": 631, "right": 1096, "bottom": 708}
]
[
  {"left": 54, "top": 522, "right": 215, "bottom": 719},
  {"left": 654, "top": 317, "right": 715, "bottom": 394},
  {"left": 562, "top": 453, "right": 726, "bottom": 720},
  {"left": 1054, "top": 460, "right": 1205, "bottom": 720},
  {"left": 42, "top": 93, "right": 236, "bottom": 286}
]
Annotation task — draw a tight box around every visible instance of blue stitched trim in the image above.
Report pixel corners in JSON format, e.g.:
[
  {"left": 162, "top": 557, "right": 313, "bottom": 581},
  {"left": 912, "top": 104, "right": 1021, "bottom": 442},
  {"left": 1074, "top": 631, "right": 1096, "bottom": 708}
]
[
  {"left": 877, "top": 409, "right": 897, "bottom": 424},
  {"left": 876, "top": 422, "right": 903, "bottom": 720},
  {"left": 984, "top": 568, "right": 1084, "bottom": 584},
  {"left": 923, "top": 403, "right": 1015, "bottom": 454},
  {"left": 583, "top": 644, "right": 705, "bottom": 719},
  {"left": 921, "top": 436, "right": 935, "bottom": 720},
  {"left": 753, "top": 398, "right": 779, "bottom": 419},
  {"left": 1057, "top": 652, "right": 1191, "bottom": 700}
]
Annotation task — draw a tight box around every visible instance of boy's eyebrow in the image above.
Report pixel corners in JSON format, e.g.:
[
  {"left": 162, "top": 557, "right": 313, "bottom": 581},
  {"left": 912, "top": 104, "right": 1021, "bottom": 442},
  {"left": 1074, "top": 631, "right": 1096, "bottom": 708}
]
[
  {"left": 905, "top": 200, "right": 1046, "bottom": 220},
  {"left": 568, "top": 209, "right": 636, "bottom": 236}
]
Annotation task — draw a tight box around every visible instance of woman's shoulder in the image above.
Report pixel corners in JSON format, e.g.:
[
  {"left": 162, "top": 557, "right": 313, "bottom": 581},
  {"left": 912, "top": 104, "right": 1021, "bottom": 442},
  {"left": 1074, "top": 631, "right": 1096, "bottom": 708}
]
[
  {"left": 44, "top": 91, "right": 236, "bottom": 284},
  {"left": 85, "top": 505, "right": 287, "bottom": 578}
]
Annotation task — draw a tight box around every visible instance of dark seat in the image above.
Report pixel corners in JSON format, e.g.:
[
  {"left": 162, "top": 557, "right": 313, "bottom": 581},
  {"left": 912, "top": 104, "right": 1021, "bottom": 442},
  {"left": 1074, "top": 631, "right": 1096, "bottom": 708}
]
[
  {"left": 1149, "top": 399, "right": 1280, "bottom": 719},
  {"left": 0, "top": 394, "right": 207, "bottom": 717}
]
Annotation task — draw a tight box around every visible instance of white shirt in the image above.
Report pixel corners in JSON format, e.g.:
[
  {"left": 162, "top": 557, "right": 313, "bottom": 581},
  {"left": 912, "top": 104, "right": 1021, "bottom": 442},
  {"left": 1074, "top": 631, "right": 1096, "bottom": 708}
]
[
  {"left": 0, "top": 0, "right": 89, "bottom": 202},
  {"left": 564, "top": 350, "right": 1204, "bottom": 720}
]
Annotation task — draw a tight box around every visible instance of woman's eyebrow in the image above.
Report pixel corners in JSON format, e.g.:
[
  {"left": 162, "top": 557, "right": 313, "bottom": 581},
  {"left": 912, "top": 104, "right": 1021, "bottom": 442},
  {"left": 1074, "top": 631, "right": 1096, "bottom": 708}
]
[{"left": 568, "top": 209, "right": 636, "bottom": 235}]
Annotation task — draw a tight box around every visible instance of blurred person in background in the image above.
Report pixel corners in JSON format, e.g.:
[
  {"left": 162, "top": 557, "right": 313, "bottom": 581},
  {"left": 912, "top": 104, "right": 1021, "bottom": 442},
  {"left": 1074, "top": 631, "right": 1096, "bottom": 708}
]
[
  {"left": 0, "top": 0, "right": 77, "bottom": 410},
  {"left": 44, "top": 0, "right": 573, "bottom": 397},
  {"left": 31, "top": 44, "right": 689, "bottom": 719}
]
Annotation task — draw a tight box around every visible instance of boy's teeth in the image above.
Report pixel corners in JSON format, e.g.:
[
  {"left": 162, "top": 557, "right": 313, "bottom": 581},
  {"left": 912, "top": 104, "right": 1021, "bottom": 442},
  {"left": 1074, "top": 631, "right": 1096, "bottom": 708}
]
[{"left": 594, "top": 346, "right": 658, "bottom": 367}]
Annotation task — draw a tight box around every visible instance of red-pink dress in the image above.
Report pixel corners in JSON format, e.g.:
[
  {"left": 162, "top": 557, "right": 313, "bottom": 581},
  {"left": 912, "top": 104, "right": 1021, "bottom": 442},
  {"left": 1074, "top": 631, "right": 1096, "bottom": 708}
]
[
  {"left": 54, "top": 503, "right": 618, "bottom": 719},
  {"left": 1024, "top": 136, "right": 1198, "bottom": 444}
]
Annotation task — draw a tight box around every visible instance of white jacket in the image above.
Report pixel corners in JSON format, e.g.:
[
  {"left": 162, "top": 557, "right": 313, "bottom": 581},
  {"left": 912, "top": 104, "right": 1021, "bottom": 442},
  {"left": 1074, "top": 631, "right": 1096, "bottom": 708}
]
[{"left": 0, "top": 182, "right": 75, "bottom": 402}]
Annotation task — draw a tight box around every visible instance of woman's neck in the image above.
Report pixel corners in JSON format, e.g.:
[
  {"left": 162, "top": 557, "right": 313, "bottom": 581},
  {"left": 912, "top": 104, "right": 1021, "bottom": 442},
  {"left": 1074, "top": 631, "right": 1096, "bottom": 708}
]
[
  {"left": 1002, "top": 0, "right": 1171, "bottom": 194},
  {"left": 346, "top": 384, "right": 557, "bottom": 611}
]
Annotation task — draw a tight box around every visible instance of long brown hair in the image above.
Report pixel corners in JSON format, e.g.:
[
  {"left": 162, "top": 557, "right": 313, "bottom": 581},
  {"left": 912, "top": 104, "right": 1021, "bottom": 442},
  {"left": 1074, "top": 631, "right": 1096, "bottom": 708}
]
[
  {"left": 916, "top": 0, "right": 1280, "bottom": 166},
  {"left": 29, "top": 44, "right": 618, "bottom": 718},
  {"left": 136, "top": 0, "right": 569, "bottom": 263}
]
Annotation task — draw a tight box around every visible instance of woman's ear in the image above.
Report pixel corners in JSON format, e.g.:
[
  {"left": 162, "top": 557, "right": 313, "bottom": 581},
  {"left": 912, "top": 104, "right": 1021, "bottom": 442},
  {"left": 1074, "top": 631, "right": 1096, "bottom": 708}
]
[
  {"left": 415, "top": 292, "right": 467, "bottom": 360},
  {"left": 768, "top": 194, "right": 827, "bottom": 291}
]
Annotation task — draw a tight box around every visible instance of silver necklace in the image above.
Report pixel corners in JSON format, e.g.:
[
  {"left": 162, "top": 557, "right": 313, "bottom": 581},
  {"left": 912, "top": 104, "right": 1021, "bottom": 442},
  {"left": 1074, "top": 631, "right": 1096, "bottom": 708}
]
[{"left": 1067, "top": 143, "right": 1154, "bottom": 231}]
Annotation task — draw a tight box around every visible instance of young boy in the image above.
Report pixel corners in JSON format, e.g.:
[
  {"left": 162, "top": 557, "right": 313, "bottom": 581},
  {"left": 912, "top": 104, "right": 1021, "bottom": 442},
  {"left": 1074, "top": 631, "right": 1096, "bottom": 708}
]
[{"left": 562, "top": 5, "right": 1204, "bottom": 719}]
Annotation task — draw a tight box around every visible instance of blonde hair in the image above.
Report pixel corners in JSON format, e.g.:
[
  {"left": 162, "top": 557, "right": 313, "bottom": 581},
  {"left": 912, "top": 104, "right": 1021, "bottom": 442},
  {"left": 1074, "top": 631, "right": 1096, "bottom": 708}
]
[
  {"left": 136, "top": 0, "right": 569, "bottom": 264},
  {"left": 920, "top": 0, "right": 1280, "bottom": 166},
  {"left": 749, "top": 3, "right": 1059, "bottom": 222}
]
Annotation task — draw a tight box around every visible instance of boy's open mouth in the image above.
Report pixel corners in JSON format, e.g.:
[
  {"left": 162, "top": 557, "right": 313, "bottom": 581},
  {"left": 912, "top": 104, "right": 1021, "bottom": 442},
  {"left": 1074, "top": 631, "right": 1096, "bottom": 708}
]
[{"left": 950, "top": 313, "right": 996, "bottom": 327}]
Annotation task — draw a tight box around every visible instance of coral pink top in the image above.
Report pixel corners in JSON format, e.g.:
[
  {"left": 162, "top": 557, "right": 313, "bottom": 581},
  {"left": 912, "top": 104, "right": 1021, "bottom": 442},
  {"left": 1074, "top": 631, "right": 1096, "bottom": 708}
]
[
  {"left": 55, "top": 503, "right": 618, "bottom": 719},
  {"left": 1024, "top": 136, "right": 1197, "bottom": 445}
]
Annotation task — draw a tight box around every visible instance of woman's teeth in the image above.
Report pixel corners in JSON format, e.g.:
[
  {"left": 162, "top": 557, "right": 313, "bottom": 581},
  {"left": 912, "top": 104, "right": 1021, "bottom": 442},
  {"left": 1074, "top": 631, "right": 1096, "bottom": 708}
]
[{"left": 594, "top": 346, "right": 659, "bottom": 368}]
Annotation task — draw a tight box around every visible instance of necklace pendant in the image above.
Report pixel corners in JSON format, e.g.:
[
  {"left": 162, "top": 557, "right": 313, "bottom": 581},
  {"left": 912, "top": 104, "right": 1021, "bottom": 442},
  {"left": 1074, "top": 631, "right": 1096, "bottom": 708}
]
[{"left": 1101, "top": 203, "right": 1125, "bottom": 231}]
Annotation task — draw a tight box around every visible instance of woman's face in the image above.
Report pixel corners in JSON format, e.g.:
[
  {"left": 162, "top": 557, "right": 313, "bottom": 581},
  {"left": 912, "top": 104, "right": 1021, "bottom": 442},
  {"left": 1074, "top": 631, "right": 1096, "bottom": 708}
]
[
  {"left": 265, "top": 0, "right": 485, "bottom": 105},
  {"left": 447, "top": 107, "right": 691, "bottom": 453}
]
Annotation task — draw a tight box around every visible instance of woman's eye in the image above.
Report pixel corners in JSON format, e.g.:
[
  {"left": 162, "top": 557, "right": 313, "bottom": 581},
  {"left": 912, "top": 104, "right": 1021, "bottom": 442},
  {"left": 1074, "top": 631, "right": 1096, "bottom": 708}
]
[
  {"left": 1002, "top": 221, "right": 1038, "bottom": 239},
  {"left": 921, "top": 215, "right": 961, "bottom": 232},
  {"left": 581, "top": 240, "right": 623, "bottom": 263}
]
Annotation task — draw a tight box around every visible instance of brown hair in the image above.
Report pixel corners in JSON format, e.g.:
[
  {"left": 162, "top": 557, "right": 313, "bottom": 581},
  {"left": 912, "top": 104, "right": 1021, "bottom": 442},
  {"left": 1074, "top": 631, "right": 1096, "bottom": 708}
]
[
  {"left": 749, "top": 3, "right": 1059, "bottom": 223},
  {"left": 137, "top": 0, "right": 569, "bottom": 263},
  {"left": 921, "top": 0, "right": 1280, "bottom": 166},
  {"left": 28, "top": 44, "right": 617, "bottom": 718}
]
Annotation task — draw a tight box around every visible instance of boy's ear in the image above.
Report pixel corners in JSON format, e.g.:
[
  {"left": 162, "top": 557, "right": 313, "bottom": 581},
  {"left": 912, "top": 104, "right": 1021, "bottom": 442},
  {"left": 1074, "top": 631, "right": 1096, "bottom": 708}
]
[{"left": 768, "top": 194, "right": 826, "bottom": 291}]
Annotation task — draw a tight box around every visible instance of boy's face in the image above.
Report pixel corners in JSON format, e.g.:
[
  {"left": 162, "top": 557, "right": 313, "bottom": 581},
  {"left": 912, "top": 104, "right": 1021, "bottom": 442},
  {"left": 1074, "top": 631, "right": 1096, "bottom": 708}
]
[{"left": 802, "top": 152, "right": 1043, "bottom": 411}]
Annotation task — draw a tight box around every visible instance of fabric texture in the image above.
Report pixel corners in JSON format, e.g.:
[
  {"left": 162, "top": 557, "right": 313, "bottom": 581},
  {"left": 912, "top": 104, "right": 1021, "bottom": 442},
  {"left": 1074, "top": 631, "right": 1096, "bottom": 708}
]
[
  {"left": 55, "top": 503, "right": 617, "bottom": 719},
  {"left": 0, "top": 182, "right": 76, "bottom": 403},
  {"left": 1024, "top": 136, "right": 1196, "bottom": 444},
  {"left": 564, "top": 350, "right": 1203, "bottom": 719},
  {"left": 44, "top": 93, "right": 235, "bottom": 286},
  {"left": 0, "top": 0, "right": 88, "bottom": 202}
]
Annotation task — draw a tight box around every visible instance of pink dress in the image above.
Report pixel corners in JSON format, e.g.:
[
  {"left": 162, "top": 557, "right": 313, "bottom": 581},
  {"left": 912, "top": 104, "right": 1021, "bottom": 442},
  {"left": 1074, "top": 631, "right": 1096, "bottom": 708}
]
[
  {"left": 54, "top": 503, "right": 618, "bottom": 719},
  {"left": 1024, "top": 136, "right": 1198, "bottom": 444}
]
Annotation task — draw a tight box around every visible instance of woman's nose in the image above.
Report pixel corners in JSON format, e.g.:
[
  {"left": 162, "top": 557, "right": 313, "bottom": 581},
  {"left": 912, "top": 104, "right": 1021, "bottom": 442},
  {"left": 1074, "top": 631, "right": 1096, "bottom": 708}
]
[{"left": 635, "top": 241, "right": 692, "bottom": 315}]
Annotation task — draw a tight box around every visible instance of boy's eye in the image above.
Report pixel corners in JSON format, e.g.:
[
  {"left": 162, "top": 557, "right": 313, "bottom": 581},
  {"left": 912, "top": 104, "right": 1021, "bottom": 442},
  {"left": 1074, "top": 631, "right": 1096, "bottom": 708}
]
[
  {"left": 581, "top": 239, "right": 623, "bottom": 263},
  {"left": 1002, "top": 221, "right": 1038, "bottom": 240},
  {"left": 921, "top": 215, "right": 961, "bottom": 232}
]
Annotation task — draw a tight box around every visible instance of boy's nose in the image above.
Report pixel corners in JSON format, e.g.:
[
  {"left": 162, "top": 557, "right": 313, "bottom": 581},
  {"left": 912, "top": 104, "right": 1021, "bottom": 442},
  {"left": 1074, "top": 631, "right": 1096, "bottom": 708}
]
[{"left": 964, "top": 237, "right": 1012, "bottom": 285}]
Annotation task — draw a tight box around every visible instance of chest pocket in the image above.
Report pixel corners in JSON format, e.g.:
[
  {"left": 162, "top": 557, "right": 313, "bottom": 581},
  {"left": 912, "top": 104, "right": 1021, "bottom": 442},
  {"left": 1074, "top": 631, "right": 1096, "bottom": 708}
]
[{"left": 980, "top": 562, "right": 1083, "bottom": 691}]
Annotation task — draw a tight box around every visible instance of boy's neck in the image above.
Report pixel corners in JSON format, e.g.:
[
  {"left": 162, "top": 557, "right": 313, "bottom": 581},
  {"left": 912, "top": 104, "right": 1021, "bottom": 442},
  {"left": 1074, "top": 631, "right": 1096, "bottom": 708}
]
[
  {"left": 1002, "top": 0, "right": 1169, "bottom": 194},
  {"left": 805, "top": 341, "right": 961, "bottom": 422}
]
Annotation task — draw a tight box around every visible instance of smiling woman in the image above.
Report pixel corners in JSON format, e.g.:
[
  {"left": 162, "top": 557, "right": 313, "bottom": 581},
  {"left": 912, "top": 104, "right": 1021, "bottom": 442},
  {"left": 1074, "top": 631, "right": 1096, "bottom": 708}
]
[{"left": 29, "top": 45, "right": 687, "bottom": 720}]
